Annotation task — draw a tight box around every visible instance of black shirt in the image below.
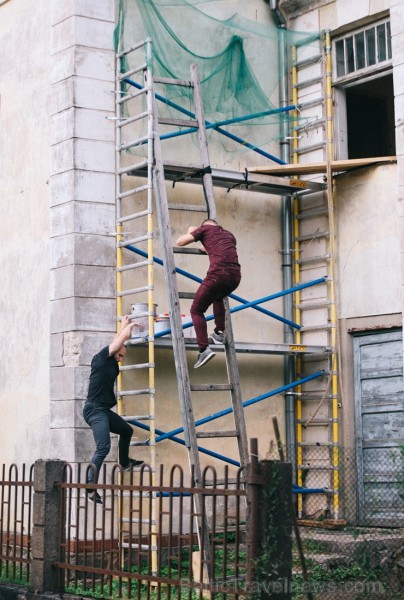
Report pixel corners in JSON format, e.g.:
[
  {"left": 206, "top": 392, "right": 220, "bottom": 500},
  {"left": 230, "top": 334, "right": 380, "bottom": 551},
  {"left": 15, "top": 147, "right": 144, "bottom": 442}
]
[{"left": 86, "top": 346, "right": 119, "bottom": 407}]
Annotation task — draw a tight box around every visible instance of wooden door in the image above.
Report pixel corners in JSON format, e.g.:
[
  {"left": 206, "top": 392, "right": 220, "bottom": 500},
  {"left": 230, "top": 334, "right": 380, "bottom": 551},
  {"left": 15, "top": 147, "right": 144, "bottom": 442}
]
[{"left": 353, "top": 330, "right": 404, "bottom": 526}]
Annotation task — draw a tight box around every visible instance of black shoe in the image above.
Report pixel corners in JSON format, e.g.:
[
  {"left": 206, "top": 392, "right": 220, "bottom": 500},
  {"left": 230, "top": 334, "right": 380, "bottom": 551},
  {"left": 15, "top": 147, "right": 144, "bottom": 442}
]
[
  {"left": 122, "top": 459, "right": 144, "bottom": 472},
  {"left": 87, "top": 491, "right": 102, "bottom": 505}
]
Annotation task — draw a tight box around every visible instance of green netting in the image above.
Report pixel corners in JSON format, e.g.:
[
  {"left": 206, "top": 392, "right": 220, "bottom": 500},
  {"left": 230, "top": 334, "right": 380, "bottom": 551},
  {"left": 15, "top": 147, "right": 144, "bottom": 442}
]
[{"left": 114, "top": 0, "right": 322, "bottom": 165}]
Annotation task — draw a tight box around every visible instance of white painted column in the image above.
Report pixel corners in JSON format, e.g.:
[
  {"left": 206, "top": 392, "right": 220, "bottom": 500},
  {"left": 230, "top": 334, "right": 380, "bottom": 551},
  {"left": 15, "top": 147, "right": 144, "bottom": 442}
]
[{"left": 49, "top": 1, "right": 116, "bottom": 462}]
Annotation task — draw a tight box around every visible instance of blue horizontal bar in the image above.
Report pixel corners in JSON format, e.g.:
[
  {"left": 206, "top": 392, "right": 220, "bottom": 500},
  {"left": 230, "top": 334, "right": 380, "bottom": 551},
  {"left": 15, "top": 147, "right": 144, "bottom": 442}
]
[
  {"left": 123, "top": 77, "right": 286, "bottom": 165},
  {"left": 127, "top": 419, "right": 240, "bottom": 467},
  {"left": 156, "top": 370, "right": 325, "bottom": 443},
  {"left": 127, "top": 245, "right": 300, "bottom": 329}
]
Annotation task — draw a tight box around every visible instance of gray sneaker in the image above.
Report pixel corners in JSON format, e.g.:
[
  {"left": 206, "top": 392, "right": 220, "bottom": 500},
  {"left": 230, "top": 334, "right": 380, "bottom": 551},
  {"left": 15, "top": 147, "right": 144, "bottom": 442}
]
[
  {"left": 194, "top": 347, "right": 216, "bottom": 369},
  {"left": 211, "top": 331, "right": 225, "bottom": 344}
]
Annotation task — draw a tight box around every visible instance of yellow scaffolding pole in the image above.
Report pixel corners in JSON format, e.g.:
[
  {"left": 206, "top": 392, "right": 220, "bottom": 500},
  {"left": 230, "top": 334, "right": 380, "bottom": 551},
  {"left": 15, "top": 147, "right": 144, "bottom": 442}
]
[
  {"left": 323, "top": 30, "right": 340, "bottom": 518},
  {"left": 291, "top": 43, "right": 304, "bottom": 517},
  {"left": 115, "top": 38, "right": 158, "bottom": 574}
]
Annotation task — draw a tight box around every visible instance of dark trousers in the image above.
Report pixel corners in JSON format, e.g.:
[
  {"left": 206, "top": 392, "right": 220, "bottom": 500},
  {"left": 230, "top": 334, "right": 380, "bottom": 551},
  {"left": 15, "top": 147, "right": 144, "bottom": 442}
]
[
  {"left": 83, "top": 402, "right": 133, "bottom": 485},
  {"left": 190, "top": 269, "right": 241, "bottom": 350}
]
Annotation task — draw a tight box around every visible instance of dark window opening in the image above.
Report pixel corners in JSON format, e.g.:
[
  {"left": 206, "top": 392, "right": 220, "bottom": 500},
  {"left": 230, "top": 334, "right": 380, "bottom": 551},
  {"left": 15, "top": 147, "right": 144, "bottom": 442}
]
[{"left": 346, "top": 74, "right": 395, "bottom": 159}]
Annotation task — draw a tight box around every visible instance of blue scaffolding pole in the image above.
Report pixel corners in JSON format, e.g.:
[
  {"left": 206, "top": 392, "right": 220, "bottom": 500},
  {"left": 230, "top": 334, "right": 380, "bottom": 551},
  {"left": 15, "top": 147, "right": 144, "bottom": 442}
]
[
  {"left": 123, "top": 77, "right": 287, "bottom": 165},
  {"left": 154, "top": 370, "right": 325, "bottom": 443}
]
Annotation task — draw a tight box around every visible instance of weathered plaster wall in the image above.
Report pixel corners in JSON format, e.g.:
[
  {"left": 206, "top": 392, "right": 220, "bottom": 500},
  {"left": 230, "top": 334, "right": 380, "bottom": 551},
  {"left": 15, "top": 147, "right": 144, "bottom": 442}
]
[
  {"left": 336, "top": 164, "right": 400, "bottom": 319},
  {"left": 0, "top": 0, "right": 52, "bottom": 464},
  {"left": 0, "top": 0, "right": 287, "bottom": 470}
]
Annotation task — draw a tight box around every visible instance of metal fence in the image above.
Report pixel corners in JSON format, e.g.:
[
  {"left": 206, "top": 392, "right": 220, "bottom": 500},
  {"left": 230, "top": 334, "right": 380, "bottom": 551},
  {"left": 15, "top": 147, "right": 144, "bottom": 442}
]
[
  {"left": 0, "top": 464, "right": 33, "bottom": 585},
  {"left": 1, "top": 448, "right": 403, "bottom": 599},
  {"left": 56, "top": 463, "right": 248, "bottom": 599}
]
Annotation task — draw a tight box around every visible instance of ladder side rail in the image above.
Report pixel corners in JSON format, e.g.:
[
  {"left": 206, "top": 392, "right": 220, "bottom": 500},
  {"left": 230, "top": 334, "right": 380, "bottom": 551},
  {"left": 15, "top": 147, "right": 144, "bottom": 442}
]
[
  {"left": 190, "top": 63, "right": 217, "bottom": 221},
  {"left": 152, "top": 93, "right": 212, "bottom": 572},
  {"left": 223, "top": 299, "right": 249, "bottom": 468},
  {"left": 151, "top": 94, "right": 202, "bottom": 487}
]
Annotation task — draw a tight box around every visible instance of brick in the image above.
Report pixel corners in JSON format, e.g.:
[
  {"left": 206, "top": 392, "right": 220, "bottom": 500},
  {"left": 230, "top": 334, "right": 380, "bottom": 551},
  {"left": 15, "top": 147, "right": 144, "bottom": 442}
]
[
  {"left": 50, "top": 296, "right": 116, "bottom": 333},
  {"left": 50, "top": 201, "right": 115, "bottom": 237},
  {"left": 52, "top": 45, "right": 114, "bottom": 84},
  {"left": 50, "top": 170, "right": 115, "bottom": 206},
  {"left": 50, "top": 232, "right": 115, "bottom": 268},
  {"left": 50, "top": 365, "right": 90, "bottom": 400},
  {"left": 52, "top": 0, "right": 115, "bottom": 25}
]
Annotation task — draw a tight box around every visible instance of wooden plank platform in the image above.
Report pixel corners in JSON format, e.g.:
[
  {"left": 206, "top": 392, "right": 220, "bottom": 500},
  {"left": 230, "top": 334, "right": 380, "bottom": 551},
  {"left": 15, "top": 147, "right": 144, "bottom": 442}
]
[{"left": 249, "top": 156, "right": 396, "bottom": 177}]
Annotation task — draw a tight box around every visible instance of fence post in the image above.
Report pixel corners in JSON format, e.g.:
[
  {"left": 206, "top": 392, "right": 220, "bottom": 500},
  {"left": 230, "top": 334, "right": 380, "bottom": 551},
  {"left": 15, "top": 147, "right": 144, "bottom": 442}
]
[
  {"left": 30, "top": 459, "right": 66, "bottom": 594},
  {"left": 247, "top": 442, "right": 293, "bottom": 599}
]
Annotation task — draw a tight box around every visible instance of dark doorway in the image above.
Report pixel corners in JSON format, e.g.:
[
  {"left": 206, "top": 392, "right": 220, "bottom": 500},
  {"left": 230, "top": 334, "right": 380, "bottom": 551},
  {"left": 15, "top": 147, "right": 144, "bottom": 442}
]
[{"left": 346, "top": 74, "right": 395, "bottom": 159}]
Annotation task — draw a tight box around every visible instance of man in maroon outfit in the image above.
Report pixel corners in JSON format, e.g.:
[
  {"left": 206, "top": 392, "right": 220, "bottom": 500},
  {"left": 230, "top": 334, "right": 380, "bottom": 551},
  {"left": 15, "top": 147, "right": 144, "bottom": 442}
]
[{"left": 176, "top": 219, "right": 241, "bottom": 368}]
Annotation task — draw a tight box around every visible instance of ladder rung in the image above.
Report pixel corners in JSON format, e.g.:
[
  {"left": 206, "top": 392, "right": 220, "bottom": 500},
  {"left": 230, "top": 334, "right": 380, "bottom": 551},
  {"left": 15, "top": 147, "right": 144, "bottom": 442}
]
[
  {"left": 297, "top": 441, "right": 334, "bottom": 447},
  {"left": 120, "top": 135, "right": 150, "bottom": 152},
  {"left": 117, "top": 285, "right": 153, "bottom": 297},
  {"left": 295, "top": 118, "right": 325, "bottom": 133},
  {"left": 295, "top": 394, "right": 334, "bottom": 400},
  {"left": 118, "top": 259, "right": 153, "bottom": 273},
  {"left": 297, "top": 465, "right": 339, "bottom": 471},
  {"left": 298, "top": 97, "right": 325, "bottom": 110},
  {"left": 117, "top": 40, "right": 149, "bottom": 58},
  {"left": 294, "top": 76, "right": 323, "bottom": 90},
  {"left": 297, "top": 418, "right": 334, "bottom": 425},
  {"left": 296, "top": 142, "right": 326, "bottom": 155},
  {"left": 297, "top": 207, "right": 328, "bottom": 220},
  {"left": 119, "top": 388, "right": 154, "bottom": 397},
  {"left": 118, "top": 87, "right": 147, "bottom": 105},
  {"left": 123, "top": 415, "right": 155, "bottom": 421},
  {"left": 118, "top": 209, "right": 152, "bottom": 224},
  {"left": 295, "top": 300, "right": 331, "bottom": 310},
  {"left": 196, "top": 430, "right": 238, "bottom": 438},
  {"left": 119, "top": 159, "right": 148, "bottom": 176},
  {"left": 190, "top": 384, "right": 233, "bottom": 392},
  {"left": 179, "top": 291, "right": 196, "bottom": 299},
  {"left": 300, "top": 324, "right": 332, "bottom": 332},
  {"left": 297, "top": 254, "right": 331, "bottom": 265},
  {"left": 173, "top": 247, "right": 206, "bottom": 254},
  {"left": 118, "top": 184, "right": 151, "bottom": 199},
  {"left": 158, "top": 117, "right": 198, "bottom": 128},
  {"left": 120, "top": 362, "right": 155, "bottom": 371},
  {"left": 120, "top": 233, "right": 152, "bottom": 246},
  {"left": 153, "top": 76, "right": 193, "bottom": 87},
  {"left": 296, "top": 231, "right": 329, "bottom": 241},
  {"left": 118, "top": 110, "right": 150, "bottom": 128},
  {"left": 294, "top": 54, "right": 323, "bottom": 69},
  {"left": 118, "top": 63, "right": 148, "bottom": 81},
  {"left": 168, "top": 203, "right": 207, "bottom": 212}
]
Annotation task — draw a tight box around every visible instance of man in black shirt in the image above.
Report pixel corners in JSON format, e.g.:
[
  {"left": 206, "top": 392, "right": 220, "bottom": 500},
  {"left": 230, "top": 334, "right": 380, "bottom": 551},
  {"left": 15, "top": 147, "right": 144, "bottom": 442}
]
[{"left": 83, "top": 315, "right": 143, "bottom": 504}]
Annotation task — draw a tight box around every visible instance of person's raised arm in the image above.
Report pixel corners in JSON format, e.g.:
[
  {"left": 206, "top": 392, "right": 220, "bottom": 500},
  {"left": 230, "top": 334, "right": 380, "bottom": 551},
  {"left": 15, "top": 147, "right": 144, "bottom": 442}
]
[
  {"left": 176, "top": 225, "right": 197, "bottom": 247},
  {"left": 109, "top": 315, "right": 134, "bottom": 356}
]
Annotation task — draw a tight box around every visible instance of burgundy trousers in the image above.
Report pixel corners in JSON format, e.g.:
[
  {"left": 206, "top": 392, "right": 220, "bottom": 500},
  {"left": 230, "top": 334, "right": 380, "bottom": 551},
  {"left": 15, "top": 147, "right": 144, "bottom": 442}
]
[{"left": 190, "top": 269, "right": 241, "bottom": 350}]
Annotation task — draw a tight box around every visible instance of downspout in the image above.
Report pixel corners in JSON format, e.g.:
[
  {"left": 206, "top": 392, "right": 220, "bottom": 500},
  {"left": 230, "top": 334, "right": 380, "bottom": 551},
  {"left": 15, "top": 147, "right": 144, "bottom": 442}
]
[{"left": 269, "top": 1, "right": 296, "bottom": 473}]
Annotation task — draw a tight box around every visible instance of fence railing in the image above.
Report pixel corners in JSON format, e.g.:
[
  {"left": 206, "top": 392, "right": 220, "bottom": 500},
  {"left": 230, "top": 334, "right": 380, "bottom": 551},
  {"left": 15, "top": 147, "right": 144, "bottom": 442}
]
[
  {"left": 56, "top": 463, "right": 249, "bottom": 598},
  {"left": 1, "top": 447, "right": 403, "bottom": 599},
  {"left": 0, "top": 464, "right": 33, "bottom": 585}
]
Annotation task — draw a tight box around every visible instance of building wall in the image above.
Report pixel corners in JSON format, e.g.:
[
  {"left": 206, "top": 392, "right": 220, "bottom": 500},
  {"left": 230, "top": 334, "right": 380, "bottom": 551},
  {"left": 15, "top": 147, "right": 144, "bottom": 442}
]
[
  {"left": 0, "top": 0, "right": 286, "bottom": 469},
  {"left": 280, "top": 0, "right": 404, "bottom": 454},
  {"left": 0, "top": 0, "right": 402, "bottom": 472},
  {"left": 0, "top": 0, "right": 53, "bottom": 464}
]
